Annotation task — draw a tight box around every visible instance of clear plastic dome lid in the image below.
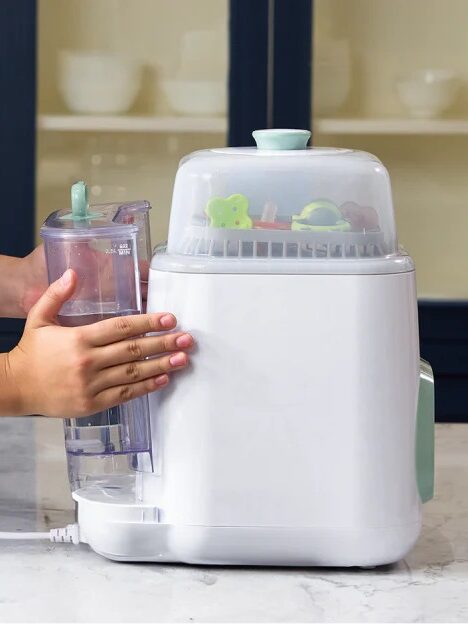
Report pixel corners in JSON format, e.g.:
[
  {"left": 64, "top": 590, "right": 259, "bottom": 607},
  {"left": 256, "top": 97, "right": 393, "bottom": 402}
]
[{"left": 160, "top": 129, "right": 408, "bottom": 274}]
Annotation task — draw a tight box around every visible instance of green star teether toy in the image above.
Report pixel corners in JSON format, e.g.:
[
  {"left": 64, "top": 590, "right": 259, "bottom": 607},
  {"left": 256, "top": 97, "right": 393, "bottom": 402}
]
[{"left": 205, "top": 194, "right": 253, "bottom": 229}]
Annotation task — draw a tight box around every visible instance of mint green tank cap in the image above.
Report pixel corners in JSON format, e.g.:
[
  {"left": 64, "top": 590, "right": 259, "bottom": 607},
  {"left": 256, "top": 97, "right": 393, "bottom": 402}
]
[
  {"left": 252, "top": 129, "right": 311, "bottom": 151},
  {"left": 71, "top": 180, "right": 89, "bottom": 218},
  {"left": 59, "top": 180, "right": 102, "bottom": 221}
]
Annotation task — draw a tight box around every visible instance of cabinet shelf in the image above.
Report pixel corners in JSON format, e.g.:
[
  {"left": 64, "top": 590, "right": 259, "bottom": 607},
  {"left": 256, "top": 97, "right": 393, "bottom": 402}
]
[
  {"left": 37, "top": 114, "right": 227, "bottom": 134},
  {"left": 38, "top": 115, "right": 468, "bottom": 136},
  {"left": 315, "top": 118, "right": 468, "bottom": 135}
]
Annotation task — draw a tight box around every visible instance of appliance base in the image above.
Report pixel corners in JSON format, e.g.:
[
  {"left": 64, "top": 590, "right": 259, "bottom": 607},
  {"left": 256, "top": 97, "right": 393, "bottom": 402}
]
[{"left": 75, "top": 492, "right": 421, "bottom": 567}]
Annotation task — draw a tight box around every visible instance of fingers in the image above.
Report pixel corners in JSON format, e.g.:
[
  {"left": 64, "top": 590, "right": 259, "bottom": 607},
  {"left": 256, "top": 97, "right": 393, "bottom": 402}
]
[
  {"left": 91, "top": 351, "right": 189, "bottom": 394},
  {"left": 139, "top": 260, "right": 149, "bottom": 282},
  {"left": 28, "top": 269, "right": 77, "bottom": 327},
  {"left": 94, "top": 374, "right": 171, "bottom": 411},
  {"left": 96, "top": 332, "right": 193, "bottom": 368},
  {"left": 83, "top": 312, "right": 177, "bottom": 347}
]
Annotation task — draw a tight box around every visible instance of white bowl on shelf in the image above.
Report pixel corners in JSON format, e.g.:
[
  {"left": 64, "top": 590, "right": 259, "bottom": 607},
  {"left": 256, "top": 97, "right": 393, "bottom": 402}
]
[
  {"left": 396, "top": 69, "right": 459, "bottom": 119},
  {"left": 161, "top": 80, "right": 226, "bottom": 116},
  {"left": 58, "top": 51, "right": 142, "bottom": 115}
]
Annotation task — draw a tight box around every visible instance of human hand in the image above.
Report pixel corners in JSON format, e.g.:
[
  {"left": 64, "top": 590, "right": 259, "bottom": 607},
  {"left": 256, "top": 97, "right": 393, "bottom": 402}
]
[
  {"left": 5, "top": 269, "right": 193, "bottom": 418},
  {"left": 19, "top": 245, "right": 49, "bottom": 315},
  {"left": 19, "top": 244, "right": 150, "bottom": 316}
]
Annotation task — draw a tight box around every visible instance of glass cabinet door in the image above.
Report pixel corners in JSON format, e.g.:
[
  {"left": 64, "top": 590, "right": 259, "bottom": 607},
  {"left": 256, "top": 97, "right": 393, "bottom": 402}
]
[
  {"left": 37, "top": 0, "right": 228, "bottom": 247},
  {"left": 312, "top": 0, "right": 468, "bottom": 300}
]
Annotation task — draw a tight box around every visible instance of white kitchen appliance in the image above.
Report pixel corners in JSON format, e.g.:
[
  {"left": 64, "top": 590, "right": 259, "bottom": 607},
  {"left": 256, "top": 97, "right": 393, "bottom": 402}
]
[{"left": 69, "top": 129, "right": 434, "bottom": 566}]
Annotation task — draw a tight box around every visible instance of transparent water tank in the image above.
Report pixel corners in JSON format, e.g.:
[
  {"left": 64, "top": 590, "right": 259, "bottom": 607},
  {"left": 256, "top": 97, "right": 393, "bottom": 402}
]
[{"left": 41, "top": 185, "right": 153, "bottom": 490}]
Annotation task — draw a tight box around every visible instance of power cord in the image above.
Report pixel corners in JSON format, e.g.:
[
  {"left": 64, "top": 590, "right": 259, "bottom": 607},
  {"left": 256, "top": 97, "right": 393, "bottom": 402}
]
[{"left": 0, "top": 524, "right": 80, "bottom": 544}]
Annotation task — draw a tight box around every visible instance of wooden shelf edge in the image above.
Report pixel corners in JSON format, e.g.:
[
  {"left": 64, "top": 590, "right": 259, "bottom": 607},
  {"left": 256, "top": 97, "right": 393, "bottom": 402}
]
[
  {"left": 315, "top": 118, "right": 468, "bottom": 135},
  {"left": 38, "top": 115, "right": 468, "bottom": 136},
  {"left": 37, "top": 114, "right": 227, "bottom": 134}
]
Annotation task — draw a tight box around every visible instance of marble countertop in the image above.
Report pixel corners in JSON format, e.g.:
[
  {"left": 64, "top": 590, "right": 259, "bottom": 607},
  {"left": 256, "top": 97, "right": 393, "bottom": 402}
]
[{"left": 1, "top": 418, "right": 468, "bottom": 623}]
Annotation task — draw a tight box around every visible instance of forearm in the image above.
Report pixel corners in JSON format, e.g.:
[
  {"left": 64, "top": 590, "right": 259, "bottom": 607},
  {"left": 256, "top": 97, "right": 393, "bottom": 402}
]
[
  {"left": 0, "top": 352, "right": 24, "bottom": 416},
  {"left": 0, "top": 255, "right": 27, "bottom": 318}
]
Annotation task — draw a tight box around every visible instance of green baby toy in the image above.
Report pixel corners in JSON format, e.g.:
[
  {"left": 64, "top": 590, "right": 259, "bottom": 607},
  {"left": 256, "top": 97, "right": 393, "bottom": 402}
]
[
  {"left": 205, "top": 194, "right": 252, "bottom": 229},
  {"left": 292, "top": 200, "right": 350, "bottom": 232}
]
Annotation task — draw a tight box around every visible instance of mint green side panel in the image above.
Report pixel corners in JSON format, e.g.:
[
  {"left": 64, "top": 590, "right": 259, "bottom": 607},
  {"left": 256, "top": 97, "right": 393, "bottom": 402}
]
[{"left": 416, "top": 359, "right": 435, "bottom": 503}]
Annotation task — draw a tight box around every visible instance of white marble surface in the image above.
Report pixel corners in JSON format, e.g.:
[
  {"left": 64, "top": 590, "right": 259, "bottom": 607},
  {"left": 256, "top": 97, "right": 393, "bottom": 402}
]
[{"left": 1, "top": 419, "right": 468, "bottom": 623}]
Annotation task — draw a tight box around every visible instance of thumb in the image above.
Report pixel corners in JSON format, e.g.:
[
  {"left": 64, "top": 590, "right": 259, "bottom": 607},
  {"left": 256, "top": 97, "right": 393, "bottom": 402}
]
[{"left": 28, "top": 269, "right": 77, "bottom": 327}]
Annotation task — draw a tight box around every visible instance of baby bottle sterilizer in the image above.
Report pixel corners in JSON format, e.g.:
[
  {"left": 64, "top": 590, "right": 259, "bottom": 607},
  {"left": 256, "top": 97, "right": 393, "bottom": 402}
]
[{"left": 45, "top": 129, "right": 435, "bottom": 566}]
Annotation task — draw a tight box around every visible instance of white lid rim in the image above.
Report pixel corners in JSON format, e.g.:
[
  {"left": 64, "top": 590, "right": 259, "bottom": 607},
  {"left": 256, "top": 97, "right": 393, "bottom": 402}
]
[{"left": 150, "top": 253, "right": 414, "bottom": 276}]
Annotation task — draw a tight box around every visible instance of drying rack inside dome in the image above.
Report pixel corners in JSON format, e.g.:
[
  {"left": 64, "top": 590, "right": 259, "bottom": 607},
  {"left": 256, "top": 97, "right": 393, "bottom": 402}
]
[{"left": 182, "top": 225, "right": 386, "bottom": 259}]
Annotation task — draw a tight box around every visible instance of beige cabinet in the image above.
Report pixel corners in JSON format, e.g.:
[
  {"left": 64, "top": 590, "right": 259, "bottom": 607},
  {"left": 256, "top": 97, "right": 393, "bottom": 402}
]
[
  {"left": 313, "top": 0, "right": 468, "bottom": 298},
  {"left": 37, "top": 0, "right": 228, "bottom": 246}
]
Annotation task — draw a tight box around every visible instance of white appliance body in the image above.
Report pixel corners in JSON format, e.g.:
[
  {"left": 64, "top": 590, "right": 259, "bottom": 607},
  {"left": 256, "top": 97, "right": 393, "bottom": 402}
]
[{"left": 75, "top": 267, "right": 422, "bottom": 566}]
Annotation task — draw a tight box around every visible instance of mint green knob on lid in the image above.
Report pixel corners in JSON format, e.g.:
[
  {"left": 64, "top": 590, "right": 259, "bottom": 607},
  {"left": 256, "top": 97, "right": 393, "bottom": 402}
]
[{"left": 252, "top": 129, "right": 311, "bottom": 151}]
